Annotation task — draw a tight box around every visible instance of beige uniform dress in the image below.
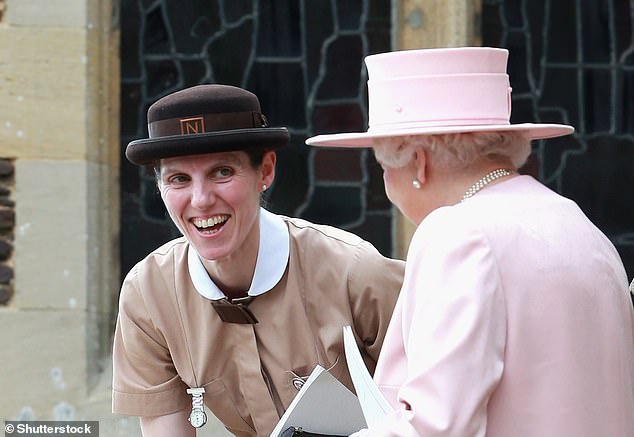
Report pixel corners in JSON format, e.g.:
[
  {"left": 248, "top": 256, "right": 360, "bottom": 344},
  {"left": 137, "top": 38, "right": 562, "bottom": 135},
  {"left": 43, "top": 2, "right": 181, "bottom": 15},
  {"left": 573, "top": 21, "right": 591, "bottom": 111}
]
[{"left": 112, "top": 209, "right": 404, "bottom": 436}]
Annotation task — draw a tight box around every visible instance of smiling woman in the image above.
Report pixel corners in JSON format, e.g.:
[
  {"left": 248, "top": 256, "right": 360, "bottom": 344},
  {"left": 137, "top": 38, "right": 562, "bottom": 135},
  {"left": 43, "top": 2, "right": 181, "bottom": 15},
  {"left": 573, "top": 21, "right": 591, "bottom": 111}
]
[{"left": 112, "top": 84, "right": 405, "bottom": 437}]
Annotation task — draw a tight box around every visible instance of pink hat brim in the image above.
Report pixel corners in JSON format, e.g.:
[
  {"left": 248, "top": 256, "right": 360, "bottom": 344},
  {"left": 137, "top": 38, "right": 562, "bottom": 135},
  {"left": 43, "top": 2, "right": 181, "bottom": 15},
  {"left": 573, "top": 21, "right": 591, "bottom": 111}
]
[{"left": 306, "top": 123, "right": 574, "bottom": 148}]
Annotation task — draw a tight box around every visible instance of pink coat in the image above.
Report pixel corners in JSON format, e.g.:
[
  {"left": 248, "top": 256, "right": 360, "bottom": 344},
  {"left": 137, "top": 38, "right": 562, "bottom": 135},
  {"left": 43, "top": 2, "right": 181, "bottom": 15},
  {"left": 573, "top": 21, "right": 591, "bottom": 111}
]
[{"left": 368, "top": 176, "right": 634, "bottom": 437}]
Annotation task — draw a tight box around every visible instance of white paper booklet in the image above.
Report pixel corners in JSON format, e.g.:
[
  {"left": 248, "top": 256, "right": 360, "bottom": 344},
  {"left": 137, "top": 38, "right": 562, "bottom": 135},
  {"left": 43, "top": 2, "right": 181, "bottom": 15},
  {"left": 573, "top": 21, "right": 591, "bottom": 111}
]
[
  {"left": 269, "top": 364, "right": 367, "bottom": 436},
  {"left": 343, "top": 325, "right": 394, "bottom": 427}
]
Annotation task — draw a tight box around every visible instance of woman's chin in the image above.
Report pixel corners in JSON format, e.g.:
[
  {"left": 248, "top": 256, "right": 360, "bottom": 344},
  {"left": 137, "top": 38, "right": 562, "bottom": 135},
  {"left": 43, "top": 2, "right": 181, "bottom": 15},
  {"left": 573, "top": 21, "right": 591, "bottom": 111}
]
[
  {"left": 187, "top": 231, "right": 233, "bottom": 261},
  {"left": 194, "top": 246, "right": 231, "bottom": 262}
]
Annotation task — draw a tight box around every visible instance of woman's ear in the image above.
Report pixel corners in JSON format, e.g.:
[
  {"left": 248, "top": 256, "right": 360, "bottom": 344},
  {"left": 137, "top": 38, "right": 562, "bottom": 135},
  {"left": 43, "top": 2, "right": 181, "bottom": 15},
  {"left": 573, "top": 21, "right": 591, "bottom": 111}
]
[
  {"left": 413, "top": 148, "right": 428, "bottom": 185},
  {"left": 260, "top": 150, "right": 276, "bottom": 189}
]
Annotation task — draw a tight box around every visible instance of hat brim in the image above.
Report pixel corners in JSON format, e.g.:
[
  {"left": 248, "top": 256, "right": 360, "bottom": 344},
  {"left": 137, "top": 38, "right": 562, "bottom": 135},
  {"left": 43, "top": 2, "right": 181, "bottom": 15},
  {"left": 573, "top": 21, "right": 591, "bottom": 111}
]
[
  {"left": 126, "top": 128, "right": 290, "bottom": 165},
  {"left": 306, "top": 123, "right": 574, "bottom": 148}
]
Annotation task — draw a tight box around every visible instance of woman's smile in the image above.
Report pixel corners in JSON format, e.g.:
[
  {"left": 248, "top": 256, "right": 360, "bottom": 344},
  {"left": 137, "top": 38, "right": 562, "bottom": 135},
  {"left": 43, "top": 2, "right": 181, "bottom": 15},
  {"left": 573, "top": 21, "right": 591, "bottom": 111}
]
[{"left": 191, "top": 214, "right": 231, "bottom": 236}]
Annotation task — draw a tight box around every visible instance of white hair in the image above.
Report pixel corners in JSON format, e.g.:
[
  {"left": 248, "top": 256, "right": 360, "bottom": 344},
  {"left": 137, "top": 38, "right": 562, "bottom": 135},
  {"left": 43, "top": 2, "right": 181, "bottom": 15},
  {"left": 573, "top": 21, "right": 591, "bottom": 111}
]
[{"left": 372, "top": 131, "right": 532, "bottom": 169}]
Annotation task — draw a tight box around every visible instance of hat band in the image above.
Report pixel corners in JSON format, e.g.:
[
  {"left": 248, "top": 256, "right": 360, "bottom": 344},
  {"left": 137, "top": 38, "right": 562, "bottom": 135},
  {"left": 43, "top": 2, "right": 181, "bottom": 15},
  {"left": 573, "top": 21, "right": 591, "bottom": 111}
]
[
  {"left": 148, "top": 111, "right": 268, "bottom": 138},
  {"left": 368, "top": 117, "right": 511, "bottom": 132}
]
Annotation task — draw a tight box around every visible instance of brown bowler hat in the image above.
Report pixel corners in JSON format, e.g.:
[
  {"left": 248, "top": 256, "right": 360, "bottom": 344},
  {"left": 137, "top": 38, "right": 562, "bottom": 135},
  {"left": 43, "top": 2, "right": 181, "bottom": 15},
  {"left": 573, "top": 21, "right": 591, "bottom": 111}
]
[{"left": 126, "top": 84, "right": 290, "bottom": 165}]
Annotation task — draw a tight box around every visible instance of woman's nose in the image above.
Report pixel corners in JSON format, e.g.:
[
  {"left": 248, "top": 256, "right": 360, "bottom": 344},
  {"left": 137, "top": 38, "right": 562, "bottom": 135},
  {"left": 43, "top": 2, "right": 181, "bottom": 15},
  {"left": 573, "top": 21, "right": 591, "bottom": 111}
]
[{"left": 190, "top": 180, "right": 215, "bottom": 209}]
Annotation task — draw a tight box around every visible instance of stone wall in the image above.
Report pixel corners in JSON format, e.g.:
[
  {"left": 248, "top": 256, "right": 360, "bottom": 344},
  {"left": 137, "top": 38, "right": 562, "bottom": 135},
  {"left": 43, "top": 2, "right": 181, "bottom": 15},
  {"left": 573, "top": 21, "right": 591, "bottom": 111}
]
[{"left": 0, "top": 0, "right": 128, "bottom": 433}]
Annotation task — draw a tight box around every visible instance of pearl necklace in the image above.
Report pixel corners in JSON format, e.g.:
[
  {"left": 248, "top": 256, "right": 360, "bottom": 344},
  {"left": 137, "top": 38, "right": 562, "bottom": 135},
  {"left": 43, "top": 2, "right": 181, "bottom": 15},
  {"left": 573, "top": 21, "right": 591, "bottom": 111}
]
[{"left": 461, "top": 168, "right": 513, "bottom": 202}]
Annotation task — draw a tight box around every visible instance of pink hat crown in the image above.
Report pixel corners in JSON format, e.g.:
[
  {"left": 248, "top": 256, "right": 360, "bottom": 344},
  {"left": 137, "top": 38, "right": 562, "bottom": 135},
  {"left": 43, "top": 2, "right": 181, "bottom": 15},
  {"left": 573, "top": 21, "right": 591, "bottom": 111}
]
[
  {"left": 305, "top": 47, "right": 573, "bottom": 148},
  {"left": 366, "top": 47, "right": 511, "bottom": 131}
]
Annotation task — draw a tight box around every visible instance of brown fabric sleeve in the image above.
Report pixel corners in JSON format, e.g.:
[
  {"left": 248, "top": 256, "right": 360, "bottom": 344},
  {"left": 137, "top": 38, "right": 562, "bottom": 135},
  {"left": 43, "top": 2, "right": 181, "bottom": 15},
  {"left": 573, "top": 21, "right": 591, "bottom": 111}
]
[
  {"left": 112, "top": 268, "right": 190, "bottom": 416},
  {"left": 347, "top": 241, "right": 405, "bottom": 371}
]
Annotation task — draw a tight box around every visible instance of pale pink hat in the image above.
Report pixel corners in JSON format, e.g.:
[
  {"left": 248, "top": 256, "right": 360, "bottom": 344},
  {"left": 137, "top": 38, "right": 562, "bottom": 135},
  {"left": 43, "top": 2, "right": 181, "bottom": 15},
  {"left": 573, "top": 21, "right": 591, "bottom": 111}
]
[{"left": 305, "top": 47, "right": 574, "bottom": 147}]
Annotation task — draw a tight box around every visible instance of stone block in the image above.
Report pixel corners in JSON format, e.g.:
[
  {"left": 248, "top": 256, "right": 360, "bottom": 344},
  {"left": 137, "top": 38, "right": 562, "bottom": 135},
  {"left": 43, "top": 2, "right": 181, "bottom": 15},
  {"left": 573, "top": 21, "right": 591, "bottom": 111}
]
[
  {"left": 395, "top": 0, "right": 481, "bottom": 50},
  {"left": 0, "top": 159, "right": 14, "bottom": 176},
  {"left": 0, "top": 309, "right": 87, "bottom": 420},
  {"left": 0, "top": 263, "right": 12, "bottom": 283},
  {"left": 0, "top": 27, "right": 88, "bottom": 160},
  {"left": 13, "top": 159, "right": 117, "bottom": 392},
  {"left": 0, "top": 207, "right": 15, "bottom": 230},
  {"left": 13, "top": 160, "right": 88, "bottom": 310},
  {"left": 0, "top": 238, "right": 12, "bottom": 260},
  {"left": 0, "top": 284, "right": 12, "bottom": 304},
  {"left": 6, "top": 0, "right": 88, "bottom": 28}
]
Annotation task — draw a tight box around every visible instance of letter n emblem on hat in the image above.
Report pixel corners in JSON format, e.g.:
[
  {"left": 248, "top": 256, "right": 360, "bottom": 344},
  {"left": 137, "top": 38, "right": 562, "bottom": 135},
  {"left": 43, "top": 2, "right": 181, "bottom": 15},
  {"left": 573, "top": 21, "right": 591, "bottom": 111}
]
[{"left": 180, "top": 116, "right": 205, "bottom": 135}]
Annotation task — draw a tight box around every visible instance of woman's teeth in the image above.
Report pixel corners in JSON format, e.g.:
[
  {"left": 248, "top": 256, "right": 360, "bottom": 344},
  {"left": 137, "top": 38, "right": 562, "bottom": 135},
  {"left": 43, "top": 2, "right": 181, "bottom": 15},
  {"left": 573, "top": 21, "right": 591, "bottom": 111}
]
[{"left": 193, "top": 215, "right": 229, "bottom": 229}]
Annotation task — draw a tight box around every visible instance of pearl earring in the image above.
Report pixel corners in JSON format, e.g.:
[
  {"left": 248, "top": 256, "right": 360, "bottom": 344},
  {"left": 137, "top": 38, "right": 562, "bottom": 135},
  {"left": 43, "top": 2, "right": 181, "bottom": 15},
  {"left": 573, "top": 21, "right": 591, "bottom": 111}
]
[
  {"left": 262, "top": 184, "right": 267, "bottom": 191},
  {"left": 412, "top": 179, "right": 421, "bottom": 190}
]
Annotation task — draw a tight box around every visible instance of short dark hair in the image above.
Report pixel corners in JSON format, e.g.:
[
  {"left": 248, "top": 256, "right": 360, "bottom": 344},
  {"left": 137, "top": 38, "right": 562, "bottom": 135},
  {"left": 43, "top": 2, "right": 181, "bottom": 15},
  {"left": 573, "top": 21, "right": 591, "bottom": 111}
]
[{"left": 243, "top": 147, "right": 269, "bottom": 168}]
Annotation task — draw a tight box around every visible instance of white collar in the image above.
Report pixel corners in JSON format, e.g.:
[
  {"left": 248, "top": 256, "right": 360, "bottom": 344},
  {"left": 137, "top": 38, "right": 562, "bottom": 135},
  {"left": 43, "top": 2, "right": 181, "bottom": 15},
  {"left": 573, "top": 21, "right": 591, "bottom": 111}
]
[{"left": 188, "top": 208, "right": 290, "bottom": 301}]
